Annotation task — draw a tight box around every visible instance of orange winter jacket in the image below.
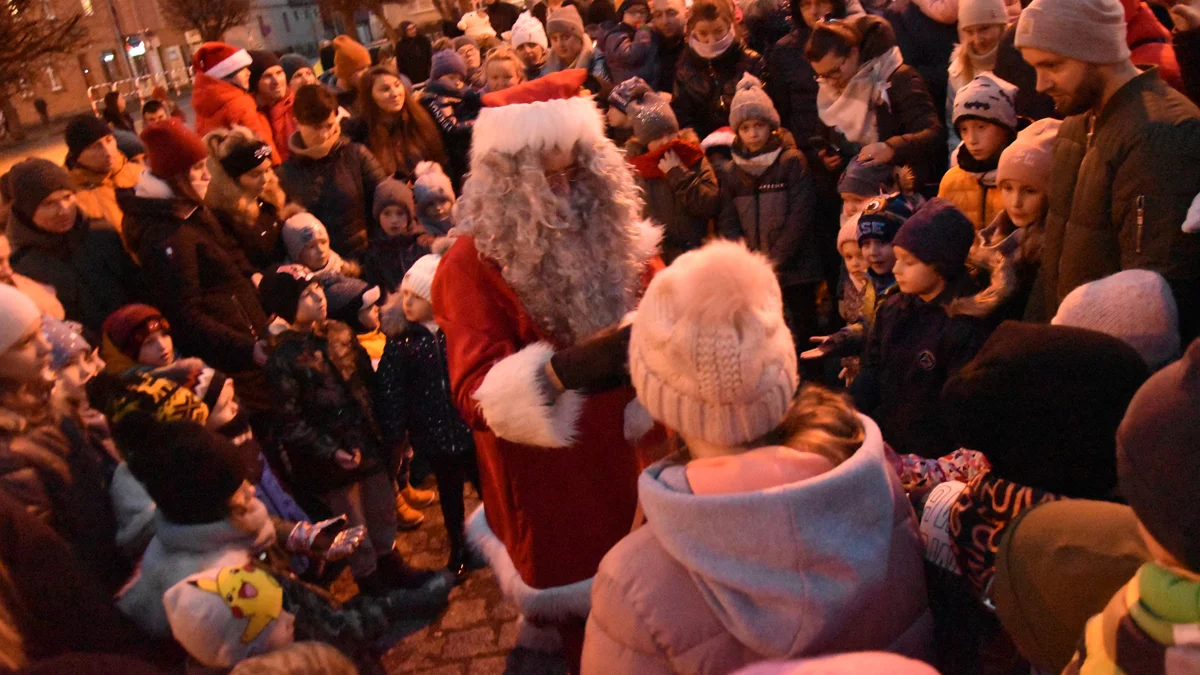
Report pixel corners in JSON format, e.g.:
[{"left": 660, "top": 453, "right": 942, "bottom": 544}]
[
  {"left": 938, "top": 165, "right": 1004, "bottom": 231},
  {"left": 191, "top": 73, "right": 280, "bottom": 164}
]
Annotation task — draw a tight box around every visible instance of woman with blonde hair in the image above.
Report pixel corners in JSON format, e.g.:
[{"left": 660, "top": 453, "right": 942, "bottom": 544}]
[
  {"left": 944, "top": 0, "right": 1012, "bottom": 157},
  {"left": 205, "top": 126, "right": 290, "bottom": 270},
  {"left": 343, "top": 66, "right": 447, "bottom": 181},
  {"left": 582, "top": 240, "right": 932, "bottom": 675}
]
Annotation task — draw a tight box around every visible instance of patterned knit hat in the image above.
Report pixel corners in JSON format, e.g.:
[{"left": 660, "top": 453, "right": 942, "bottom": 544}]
[
  {"left": 102, "top": 304, "right": 170, "bottom": 360},
  {"left": 413, "top": 162, "right": 455, "bottom": 210},
  {"left": 629, "top": 240, "right": 798, "bottom": 446},
  {"left": 282, "top": 212, "right": 329, "bottom": 261},
  {"left": 997, "top": 118, "right": 1061, "bottom": 188},
  {"left": 1118, "top": 337, "right": 1200, "bottom": 571},
  {"left": 1052, "top": 269, "right": 1180, "bottom": 371},
  {"left": 164, "top": 562, "right": 295, "bottom": 667},
  {"left": 630, "top": 91, "right": 679, "bottom": 145},
  {"left": 42, "top": 316, "right": 91, "bottom": 371},
  {"left": 108, "top": 371, "right": 210, "bottom": 427},
  {"left": 155, "top": 362, "right": 230, "bottom": 413},
  {"left": 192, "top": 42, "right": 253, "bottom": 80},
  {"left": 892, "top": 198, "right": 976, "bottom": 279},
  {"left": 856, "top": 192, "right": 915, "bottom": 245},
  {"left": 401, "top": 254, "right": 442, "bottom": 303},
  {"left": 729, "top": 73, "right": 780, "bottom": 132},
  {"left": 952, "top": 72, "right": 1018, "bottom": 132}
]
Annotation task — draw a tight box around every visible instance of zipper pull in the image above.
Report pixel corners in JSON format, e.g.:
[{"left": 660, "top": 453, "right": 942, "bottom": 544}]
[{"left": 1136, "top": 195, "right": 1145, "bottom": 255}]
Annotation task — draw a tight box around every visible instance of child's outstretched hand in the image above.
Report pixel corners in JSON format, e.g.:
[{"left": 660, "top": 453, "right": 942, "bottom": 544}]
[
  {"left": 658, "top": 150, "right": 683, "bottom": 174},
  {"left": 335, "top": 448, "right": 362, "bottom": 469},
  {"left": 800, "top": 335, "right": 837, "bottom": 360}
]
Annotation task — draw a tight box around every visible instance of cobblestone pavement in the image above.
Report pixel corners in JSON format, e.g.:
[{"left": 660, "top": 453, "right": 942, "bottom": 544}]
[{"left": 378, "top": 482, "right": 570, "bottom": 675}]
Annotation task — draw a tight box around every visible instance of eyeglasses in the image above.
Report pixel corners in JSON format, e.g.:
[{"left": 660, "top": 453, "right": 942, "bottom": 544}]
[{"left": 814, "top": 57, "right": 847, "bottom": 82}]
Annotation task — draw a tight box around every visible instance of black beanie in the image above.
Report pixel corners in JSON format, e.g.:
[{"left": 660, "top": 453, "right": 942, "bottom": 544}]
[
  {"left": 941, "top": 321, "right": 1149, "bottom": 499},
  {"left": 126, "top": 420, "right": 255, "bottom": 525},
  {"left": 259, "top": 264, "right": 315, "bottom": 324},
  {"left": 892, "top": 198, "right": 976, "bottom": 280},
  {"left": 1118, "top": 337, "right": 1200, "bottom": 571},
  {"left": 247, "top": 50, "right": 282, "bottom": 94},
  {"left": 64, "top": 114, "right": 114, "bottom": 167},
  {"left": 7, "top": 158, "right": 74, "bottom": 221}
]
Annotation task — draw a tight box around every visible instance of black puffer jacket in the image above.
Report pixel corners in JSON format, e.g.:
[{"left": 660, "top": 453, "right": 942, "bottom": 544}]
[
  {"left": 6, "top": 211, "right": 142, "bottom": 335},
  {"left": 884, "top": 0, "right": 958, "bottom": 122},
  {"left": 278, "top": 134, "right": 388, "bottom": 260},
  {"left": 266, "top": 323, "right": 385, "bottom": 494},
  {"left": 672, "top": 39, "right": 763, "bottom": 139},
  {"left": 375, "top": 323, "right": 475, "bottom": 460},
  {"left": 127, "top": 195, "right": 268, "bottom": 377},
  {"left": 212, "top": 200, "right": 287, "bottom": 272},
  {"left": 716, "top": 137, "right": 822, "bottom": 287}
]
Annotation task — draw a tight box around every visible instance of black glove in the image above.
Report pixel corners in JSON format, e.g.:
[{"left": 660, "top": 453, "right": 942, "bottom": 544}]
[{"left": 549, "top": 324, "right": 633, "bottom": 394}]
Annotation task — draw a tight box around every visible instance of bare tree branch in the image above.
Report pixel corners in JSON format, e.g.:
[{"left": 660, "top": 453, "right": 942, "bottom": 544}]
[
  {"left": 318, "top": 0, "right": 399, "bottom": 42},
  {"left": 0, "top": 0, "right": 89, "bottom": 96},
  {"left": 160, "top": 0, "right": 255, "bottom": 42}
]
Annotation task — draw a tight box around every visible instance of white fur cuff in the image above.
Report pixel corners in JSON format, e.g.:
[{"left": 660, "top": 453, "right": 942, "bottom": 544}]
[{"left": 473, "top": 342, "right": 585, "bottom": 449}]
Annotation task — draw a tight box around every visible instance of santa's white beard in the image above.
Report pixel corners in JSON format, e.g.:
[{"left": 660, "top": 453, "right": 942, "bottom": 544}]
[{"left": 459, "top": 143, "right": 645, "bottom": 345}]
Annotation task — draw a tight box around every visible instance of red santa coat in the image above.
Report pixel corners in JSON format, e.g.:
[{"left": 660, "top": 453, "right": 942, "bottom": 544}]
[{"left": 432, "top": 235, "right": 645, "bottom": 594}]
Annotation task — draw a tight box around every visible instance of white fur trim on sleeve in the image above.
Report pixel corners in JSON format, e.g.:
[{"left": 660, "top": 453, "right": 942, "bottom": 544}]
[
  {"left": 466, "top": 506, "right": 593, "bottom": 620},
  {"left": 472, "top": 342, "right": 585, "bottom": 448}
]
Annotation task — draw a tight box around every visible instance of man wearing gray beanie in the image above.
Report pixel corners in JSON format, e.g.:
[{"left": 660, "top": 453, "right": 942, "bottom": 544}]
[{"left": 1016, "top": 0, "right": 1200, "bottom": 346}]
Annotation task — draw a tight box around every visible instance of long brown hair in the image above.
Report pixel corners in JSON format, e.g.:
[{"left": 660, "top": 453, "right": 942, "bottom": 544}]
[{"left": 356, "top": 66, "right": 446, "bottom": 177}]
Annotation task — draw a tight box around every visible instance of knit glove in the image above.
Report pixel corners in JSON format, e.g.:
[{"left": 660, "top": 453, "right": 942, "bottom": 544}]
[{"left": 549, "top": 324, "right": 633, "bottom": 393}]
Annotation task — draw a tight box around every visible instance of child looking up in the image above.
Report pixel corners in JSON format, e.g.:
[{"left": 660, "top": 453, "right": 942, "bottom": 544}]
[
  {"left": 413, "top": 162, "right": 456, "bottom": 238},
  {"left": 376, "top": 254, "right": 483, "bottom": 580},
  {"left": 364, "top": 177, "right": 430, "bottom": 296},
  {"left": 482, "top": 45, "right": 526, "bottom": 93},
  {"left": 282, "top": 212, "right": 360, "bottom": 282},
  {"left": 853, "top": 199, "right": 990, "bottom": 458},
  {"left": 718, "top": 74, "right": 820, "bottom": 346},
  {"left": 937, "top": 73, "right": 1018, "bottom": 230}
]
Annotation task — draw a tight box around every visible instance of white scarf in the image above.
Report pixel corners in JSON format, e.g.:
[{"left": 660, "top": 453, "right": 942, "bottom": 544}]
[
  {"left": 732, "top": 147, "right": 783, "bottom": 177},
  {"left": 817, "top": 46, "right": 904, "bottom": 146}
]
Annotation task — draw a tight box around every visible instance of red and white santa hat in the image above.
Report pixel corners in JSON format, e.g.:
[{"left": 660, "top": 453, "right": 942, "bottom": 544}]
[
  {"left": 471, "top": 69, "right": 607, "bottom": 161},
  {"left": 192, "top": 42, "right": 253, "bottom": 81}
]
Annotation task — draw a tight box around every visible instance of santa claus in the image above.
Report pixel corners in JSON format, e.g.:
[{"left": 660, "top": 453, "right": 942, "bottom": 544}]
[{"left": 431, "top": 69, "right": 661, "bottom": 661}]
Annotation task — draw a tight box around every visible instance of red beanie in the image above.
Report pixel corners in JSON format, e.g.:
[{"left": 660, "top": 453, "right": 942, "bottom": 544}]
[
  {"left": 103, "top": 303, "right": 170, "bottom": 359},
  {"left": 141, "top": 119, "right": 208, "bottom": 180}
]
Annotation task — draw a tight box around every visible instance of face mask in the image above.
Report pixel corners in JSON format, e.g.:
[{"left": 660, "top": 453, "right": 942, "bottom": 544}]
[{"left": 689, "top": 31, "right": 734, "bottom": 59}]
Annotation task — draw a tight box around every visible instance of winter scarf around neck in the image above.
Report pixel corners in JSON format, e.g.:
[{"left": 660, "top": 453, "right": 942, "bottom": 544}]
[
  {"left": 817, "top": 46, "right": 904, "bottom": 146},
  {"left": 689, "top": 32, "right": 734, "bottom": 60},
  {"left": 288, "top": 126, "right": 342, "bottom": 161},
  {"left": 956, "top": 141, "right": 1002, "bottom": 173},
  {"left": 732, "top": 136, "right": 783, "bottom": 177}
]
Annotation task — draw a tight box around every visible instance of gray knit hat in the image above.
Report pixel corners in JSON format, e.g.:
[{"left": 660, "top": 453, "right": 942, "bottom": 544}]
[
  {"left": 630, "top": 91, "right": 680, "bottom": 146},
  {"left": 547, "top": 5, "right": 587, "bottom": 40},
  {"left": 373, "top": 176, "right": 415, "bottom": 221},
  {"left": 279, "top": 53, "right": 312, "bottom": 83},
  {"left": 412, "top": 162, "right": 455, "bottom": 210},
  {"left": 729, "top": 73, "right": 780, "bottom": 132},
  {"left": 1052, "top": 269, "right": 1180, "bottom": 371},
  {"left": 8, "top": 158, "right": 74, "bottom": 221},
  {"left": 952, "top": 72, "right": 1018, "bottom": 132},
  {"left": 1014, "top": 0, "right": 1130, "bottom": 65},
  {"left": 837, "top": 157, "right": 895, "bottom": 197}
]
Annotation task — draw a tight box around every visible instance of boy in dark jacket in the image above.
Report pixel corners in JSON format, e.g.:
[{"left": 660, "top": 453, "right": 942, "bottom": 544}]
[
  {"left": 375, "top": 254, "right": 481, "bottom": 579},
  {"left": 853, "top": 198, "right": 990, "bottom": 458},
  {"left": 625, "top": 89, "right": 720, "bottom": 263},
  {"left": 418, "top": 51, "right": 482, "bottom": 189},
  {"left": 718, "top": 74, "right": 820, "bottom": 346},
  {"left": 362, "top": 178, "right": 430, "bottom": 296},
  {"left": 259, "top": 265, "right": 419, "bottom": 594}
]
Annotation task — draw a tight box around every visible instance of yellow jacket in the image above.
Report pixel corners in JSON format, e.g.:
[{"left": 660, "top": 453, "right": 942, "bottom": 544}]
[
  {"left": 937, "top": 166, "right": 1004, "bottom": 231},
  {"left": 69, "top": 158, "right": 144, "bottom": 248}
]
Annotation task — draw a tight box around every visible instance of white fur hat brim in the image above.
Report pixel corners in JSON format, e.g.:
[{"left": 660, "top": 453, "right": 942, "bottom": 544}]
[{"left": 470, "top": 95, "right": 607, "bottom": 161}]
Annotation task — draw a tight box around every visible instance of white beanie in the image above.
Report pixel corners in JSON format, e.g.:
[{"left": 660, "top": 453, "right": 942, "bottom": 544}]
[
  {"left": 1052, "top": 269, "right": 1181, "bottom": 371},
  {"left": 281, "top": 212, "right": 329, "bottom": 261},
  {"left": 401, "top": 254, "right": 442, "bottom": 303},
  {"left": 0, "top": 284, "right": 42, "bottom": 356},
  {"left": 510, "top": 12, "right": 548, "bottom": 49},
  {"left": 958, "top": 0, "right": 1009, "bottom": 29},
  {"left": 629, "top": 240, "right": 799, "bottom": 446},
  {"left": 163, "top": 561, "right": 296, "bottom": 667},
  {"left": 1014, "top": 0, "right": 1131, "bottom": 65}
]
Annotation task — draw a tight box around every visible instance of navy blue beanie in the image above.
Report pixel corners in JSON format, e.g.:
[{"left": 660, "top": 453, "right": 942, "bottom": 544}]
[
  {"left": 856, "top": 192, "right": 915, "bottom": 245},
  {"left": 892, "top": 198, "right": 976, "bottom": 279}
]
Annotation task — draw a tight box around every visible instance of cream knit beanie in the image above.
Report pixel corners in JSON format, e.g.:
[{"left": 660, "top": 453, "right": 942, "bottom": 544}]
[
  {"left": 401, "top": 254, "right": 441, "bottom": 303},
  {"left": 997, "top": 117, "right": 1061, "bottom": 187},
  {"left": 0, "top": 284, "right": 41, "bottom": 356},
  {"left": 959, "top": 0, "right": 1008, "bottom": 29},
  {"left": 1052, "top": 269, "right": 1181, "bottom": 371},
  {"left": 629, "top": 240, "right": 799, "bottom": 446},
  {"left": 1014, "top": 0, "right": 1130, "bottom": 65}
]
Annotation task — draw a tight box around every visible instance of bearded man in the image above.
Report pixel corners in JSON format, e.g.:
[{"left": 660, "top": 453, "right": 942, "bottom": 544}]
[
  {"left": 431, "top": 70, "right": 661, "bottom": 661},
  {"left": 1016, "top": 0, "right": 1200, "bottom": 340}
]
